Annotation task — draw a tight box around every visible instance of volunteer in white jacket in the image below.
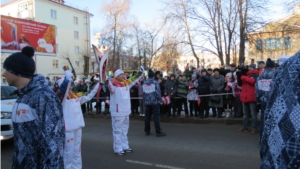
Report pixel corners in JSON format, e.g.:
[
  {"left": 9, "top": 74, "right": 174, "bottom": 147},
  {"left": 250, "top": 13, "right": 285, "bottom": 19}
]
[
  {"left": 108, "top": 67, "right": 144, "bottom": 156},
  {"left": 57, "top": 66, "right": 100, "bottom": 169}
]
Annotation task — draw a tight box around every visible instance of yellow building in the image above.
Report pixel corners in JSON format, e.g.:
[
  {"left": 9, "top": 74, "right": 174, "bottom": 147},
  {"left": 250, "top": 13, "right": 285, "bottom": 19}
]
[{"left": 247, "top": 4, "right": 300, "bottom": 64}]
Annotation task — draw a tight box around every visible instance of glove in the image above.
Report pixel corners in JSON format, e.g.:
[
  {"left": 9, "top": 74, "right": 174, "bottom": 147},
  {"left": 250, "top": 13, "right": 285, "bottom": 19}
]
[{"left": 62, "top": 65, "right": 73, "bottom": 80}]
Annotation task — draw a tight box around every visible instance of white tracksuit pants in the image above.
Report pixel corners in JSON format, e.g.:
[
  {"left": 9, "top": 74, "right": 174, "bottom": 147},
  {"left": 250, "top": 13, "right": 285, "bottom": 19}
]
[
  {"left": 111, "top": 115, "right": 130, "bottom": 153},
  {"left": 64, "top": 128, "right": 82, "bottom": 169}
]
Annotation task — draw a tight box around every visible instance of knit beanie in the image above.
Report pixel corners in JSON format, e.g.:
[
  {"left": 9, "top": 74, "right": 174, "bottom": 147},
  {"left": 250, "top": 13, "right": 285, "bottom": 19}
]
[
  {"left": 3, "top": 46, "right": 35, "bottom": 78},
  {"left": 114, "top": 69, "right": 124, "bottom": 77},
  {"left": 265, "top": 58, "right": 275, "bottom": 68},
  {"left": 201, "top": 68, "right": 207, "bottom": 73},
  {"left": 148, "top": 69, "right": 155, "bottom": 78}
]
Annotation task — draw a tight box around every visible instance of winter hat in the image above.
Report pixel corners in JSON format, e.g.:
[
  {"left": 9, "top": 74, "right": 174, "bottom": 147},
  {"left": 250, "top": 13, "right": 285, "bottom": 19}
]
[
  {"left": 148, "top": 69, "right": 155, "bottom": 78},
  {"left": 213, "top": 68, "right": 220, "bottom": 73},
  {"left": 201, "top": 68, "right": 207, "bottom": 73},
  {"left": 114, "top": 69, "right": 124, "bottom": 77},
  {"left": 191, "top": 73, "right": 197, "bottom": 78},
  {"left": 265, "top": 58, "right": 275, "bottom": 68},
  {"left": 249, "top": 64, "right": 256, "bottom": 68},
  {"left": 3, "top": 46, "right": 35, "bottom": 78},
  {"left": 230, "top": 63, "right": 236, "bottom": 67}
]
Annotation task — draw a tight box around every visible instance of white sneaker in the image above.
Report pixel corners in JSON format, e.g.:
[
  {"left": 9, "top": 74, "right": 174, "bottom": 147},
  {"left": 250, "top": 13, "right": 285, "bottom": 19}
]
[
  {"left": 115, "top": 151, "right": 125, "bottom": 156},
  {"left": 123, "top": 148, "right": 133, "bottom": 153}
]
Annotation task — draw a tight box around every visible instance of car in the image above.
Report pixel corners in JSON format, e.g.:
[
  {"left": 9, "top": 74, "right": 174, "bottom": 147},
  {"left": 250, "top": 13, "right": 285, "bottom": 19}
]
[{"left": 1, "top": 84, "right": 17, "bottom": 140}]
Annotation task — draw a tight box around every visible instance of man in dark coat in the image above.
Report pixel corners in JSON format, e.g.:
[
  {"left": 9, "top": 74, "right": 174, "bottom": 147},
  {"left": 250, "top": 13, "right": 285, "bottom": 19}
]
[
  {"left": 164, "top": 74, "right": 177, "bottom": 117},
  {"left": 2, "top": 46, "right": 65, "bottom": 168},
  {"left": 197, "top": 69, "right": 210, "bottom": 118}
]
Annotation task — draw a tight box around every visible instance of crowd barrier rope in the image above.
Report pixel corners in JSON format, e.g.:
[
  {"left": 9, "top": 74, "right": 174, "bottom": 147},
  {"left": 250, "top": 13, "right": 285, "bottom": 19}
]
[{"left": 93, "top": 92, "right": 242, "bottom": 100}]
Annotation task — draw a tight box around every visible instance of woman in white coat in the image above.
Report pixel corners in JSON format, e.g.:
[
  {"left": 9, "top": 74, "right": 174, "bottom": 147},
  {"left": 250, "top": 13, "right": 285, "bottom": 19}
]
[
  {"left": 57, "top": 66, "right": 100, "bottom": 169},
  {"left": 108, "top": 68, "right": 144, "bottom": 155}
]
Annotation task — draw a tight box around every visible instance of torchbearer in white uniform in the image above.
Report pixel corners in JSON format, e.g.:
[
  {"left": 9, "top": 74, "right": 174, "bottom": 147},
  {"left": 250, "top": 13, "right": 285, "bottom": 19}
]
[
  {"left": 57, "top": 65, "right": 100, "bottom": 169},
  {"left": 108, "top": 66, "right": 144, "bottom": 155}
]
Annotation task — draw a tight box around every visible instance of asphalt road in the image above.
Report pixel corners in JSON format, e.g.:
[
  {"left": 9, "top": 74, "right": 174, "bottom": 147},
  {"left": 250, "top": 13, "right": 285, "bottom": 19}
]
[{"left": 1, "top": 118, "right": 260, "bottom": 169}]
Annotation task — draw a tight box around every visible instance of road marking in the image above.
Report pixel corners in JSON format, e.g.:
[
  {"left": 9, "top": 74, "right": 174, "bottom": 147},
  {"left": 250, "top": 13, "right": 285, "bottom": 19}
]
[{"left": 126, "top": 160, "right": 185, "bottom": 169}]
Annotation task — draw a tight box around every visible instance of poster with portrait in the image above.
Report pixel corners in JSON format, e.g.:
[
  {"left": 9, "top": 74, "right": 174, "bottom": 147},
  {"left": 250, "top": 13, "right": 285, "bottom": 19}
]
[{"left": 1, "top": 15, "right": 56, "bottom": 55}]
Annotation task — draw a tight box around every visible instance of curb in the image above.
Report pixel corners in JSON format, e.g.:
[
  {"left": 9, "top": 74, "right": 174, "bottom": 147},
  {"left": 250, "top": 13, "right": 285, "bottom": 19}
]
[{"left": 83, "top": 113, "right": 246, "bottom": 125}]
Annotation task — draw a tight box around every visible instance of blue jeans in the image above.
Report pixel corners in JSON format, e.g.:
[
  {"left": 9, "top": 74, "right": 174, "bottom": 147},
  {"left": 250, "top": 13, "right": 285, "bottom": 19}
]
[
  {"left": 242, "top": 102, "right": 257, "bottom": 129},
  {"left": 144, "top": 104, "right": 162, "bottom": 134}
]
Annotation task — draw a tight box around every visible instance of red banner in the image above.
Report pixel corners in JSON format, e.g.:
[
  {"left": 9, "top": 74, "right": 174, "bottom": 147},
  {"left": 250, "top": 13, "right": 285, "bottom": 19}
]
[{"left": 1, "top": 15, "right": 56, "bottom": 55}]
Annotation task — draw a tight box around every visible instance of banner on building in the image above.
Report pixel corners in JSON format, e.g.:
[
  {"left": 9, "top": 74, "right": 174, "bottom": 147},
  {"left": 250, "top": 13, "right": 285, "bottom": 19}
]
[{"left": 1, "top": 15, "right": 56, "bottom": 55}]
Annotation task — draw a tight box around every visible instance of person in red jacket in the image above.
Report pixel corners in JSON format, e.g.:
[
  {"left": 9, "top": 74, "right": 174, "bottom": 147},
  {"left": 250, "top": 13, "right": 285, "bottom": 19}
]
[{"left": 237, "top": 64, "right": 259, "bottom": 134}]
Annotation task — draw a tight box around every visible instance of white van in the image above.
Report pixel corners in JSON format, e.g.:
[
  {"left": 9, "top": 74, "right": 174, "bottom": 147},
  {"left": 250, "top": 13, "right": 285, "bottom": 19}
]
[{"left": 1, "top": 84, "right": 17, "bottom": 140}]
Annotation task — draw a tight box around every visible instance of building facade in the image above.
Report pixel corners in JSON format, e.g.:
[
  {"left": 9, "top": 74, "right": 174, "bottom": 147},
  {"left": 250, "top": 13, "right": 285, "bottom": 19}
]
[
  {"left": 1, "top": 0, "right": 93, "bottom": 83},
  {"left": 247, "top": 4, "right": 300, "bottom": 64}
]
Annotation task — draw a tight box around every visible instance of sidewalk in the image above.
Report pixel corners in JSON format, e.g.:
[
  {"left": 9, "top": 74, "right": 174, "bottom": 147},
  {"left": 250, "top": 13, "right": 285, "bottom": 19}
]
[
  {"left": 85, "top": 102, "right": 260, "bottom": 125},
  {"left": 83, "top": 113, "right": 248, "bottom": 125}
]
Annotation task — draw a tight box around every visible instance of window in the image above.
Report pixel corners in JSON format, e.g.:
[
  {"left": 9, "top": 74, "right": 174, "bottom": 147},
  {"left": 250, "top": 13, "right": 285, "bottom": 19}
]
[
  {"left": 74, "top": 61, "right": 79, "bottom": 68},
  {"left": 56, "top": 44, "right": 58, "bottom": 52},
  {"left": 55, "top": 26, "right": 57, "bottom": 36},
  {"left": 7, "top": 13, "right": 11, "bottom": 16},
  {"left": 51, "top": 10, "right": 57, "bottom": 19},
  {"left": 74, "top": 31, "right": 79, "bottom": 39},
  {"left": 284, "top": 36, "right": 292, "bottom": 49},
  {"left": 53, "top": 60, "right": 58, "bottom": 68},
  {"left": 256, "top": 39, "right": 263, "bottom": 50},
  {"left": 73, "top": 16, "right": 78, "bottom": 25},
  {"left": 18, "top": 3, "right": 28, "bottom": 13},
  {"left": 74, "top": 46, "right": 79, "bottom": 54},
  {"left": 265, "top": 38, "right": 281, "bottom": 50}
]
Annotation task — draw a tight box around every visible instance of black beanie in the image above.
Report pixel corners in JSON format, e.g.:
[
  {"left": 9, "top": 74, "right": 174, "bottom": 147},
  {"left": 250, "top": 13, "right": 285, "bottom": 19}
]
[
  {"left": 266, "top": 58, "right": 275, "bottom": 68},
  {"left": 148, "top": 69, "right": 155, "bottom": 78},
  {"left": 3, "top": 46, "right": 35, "bottom": 78}
]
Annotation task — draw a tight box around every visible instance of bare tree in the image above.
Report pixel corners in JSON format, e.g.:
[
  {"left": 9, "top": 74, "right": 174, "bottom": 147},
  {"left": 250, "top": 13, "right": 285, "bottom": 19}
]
[
  {"left": 237, "top": 0, "right": 268, "bottom": 65},
  {"left": 61, "top": 50, "right": 77, "bottom": 79},
  {"left": 101, "top": 0, "right": 130, "bottom": 69},
  {"left": 164, "top": 0, "right": 200, "bottom": 67}
]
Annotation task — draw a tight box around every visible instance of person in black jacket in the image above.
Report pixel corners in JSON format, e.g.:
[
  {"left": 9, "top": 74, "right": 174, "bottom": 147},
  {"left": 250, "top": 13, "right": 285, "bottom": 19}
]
[
  {"left": 130, "top": 72, "right": 139, "bottom": 116},
  {"left": 158, "top": 77, "right": 167, "bottom": 117},
  {"left": 164, "top": 74, "right": 177, "bottom": 117},
  {"left": 197, "top": 69, "right": 211, "bottom": 118}
]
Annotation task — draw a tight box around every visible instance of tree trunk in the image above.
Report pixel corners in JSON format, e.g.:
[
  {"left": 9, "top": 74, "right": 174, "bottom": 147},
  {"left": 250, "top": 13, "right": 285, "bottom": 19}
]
[
  {"left": 83, "top": 55, "right": 90, "bottom": 76},
  {"left": 66, "top": 58, "right": 77, "bottom": 79}
]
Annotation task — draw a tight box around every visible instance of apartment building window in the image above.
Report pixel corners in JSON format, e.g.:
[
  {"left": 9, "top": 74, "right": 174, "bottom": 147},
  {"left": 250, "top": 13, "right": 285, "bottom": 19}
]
[
  {"left": 265, "top": 38, "right": 281, "bottom": 50},
  {"left": 74, "top": 46, "right": 79, "bottom": 54},
  {"left": 73, "top": 16, "right": 78, "bottom": 25},
  {"left": 255, "top": 39, "right": 263, "bottom": 50},
  {"left": 74, "top": 31, "right": 79, "bottom": 39},
  {"left": 53, "top": 60, "right": 58, "bottom": 68},
  {"left": 18, "top": 3, "right": 28, "bottom": 12},
  {"left": 284, "top": 36, "right": 292, "bottom": 49},
  {"left": 51, "top": 9, "right": 57, "bottom": 19},
  {"left": 74, "top": 61, "right": 80, "bottom": 68}
]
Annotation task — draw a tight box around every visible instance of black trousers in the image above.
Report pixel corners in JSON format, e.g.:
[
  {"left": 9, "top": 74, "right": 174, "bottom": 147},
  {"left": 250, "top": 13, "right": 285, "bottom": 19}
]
[
  {"left": 199, "top": 96, "right": 209, "bottom": 117},
  {"left": 211, "top": 107, "right": 223, "bottom": 117},
  {"left": 234, "top": 96, "right": 243, "bottom": 117},
  {"left": 177, "top": 97, "right": 188, "bottom": 116},
  {"left": 189, "top": 101, "right": 197, "bottom": 115},
  {"left": 131, "top": 99, "right": 139, "bottom": 114},
  {"left": 144, "top": 104, "right": 162, "bottom": 134},
  {"left": 167, "top": 98, "right": 177, "bottom": 116}
]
